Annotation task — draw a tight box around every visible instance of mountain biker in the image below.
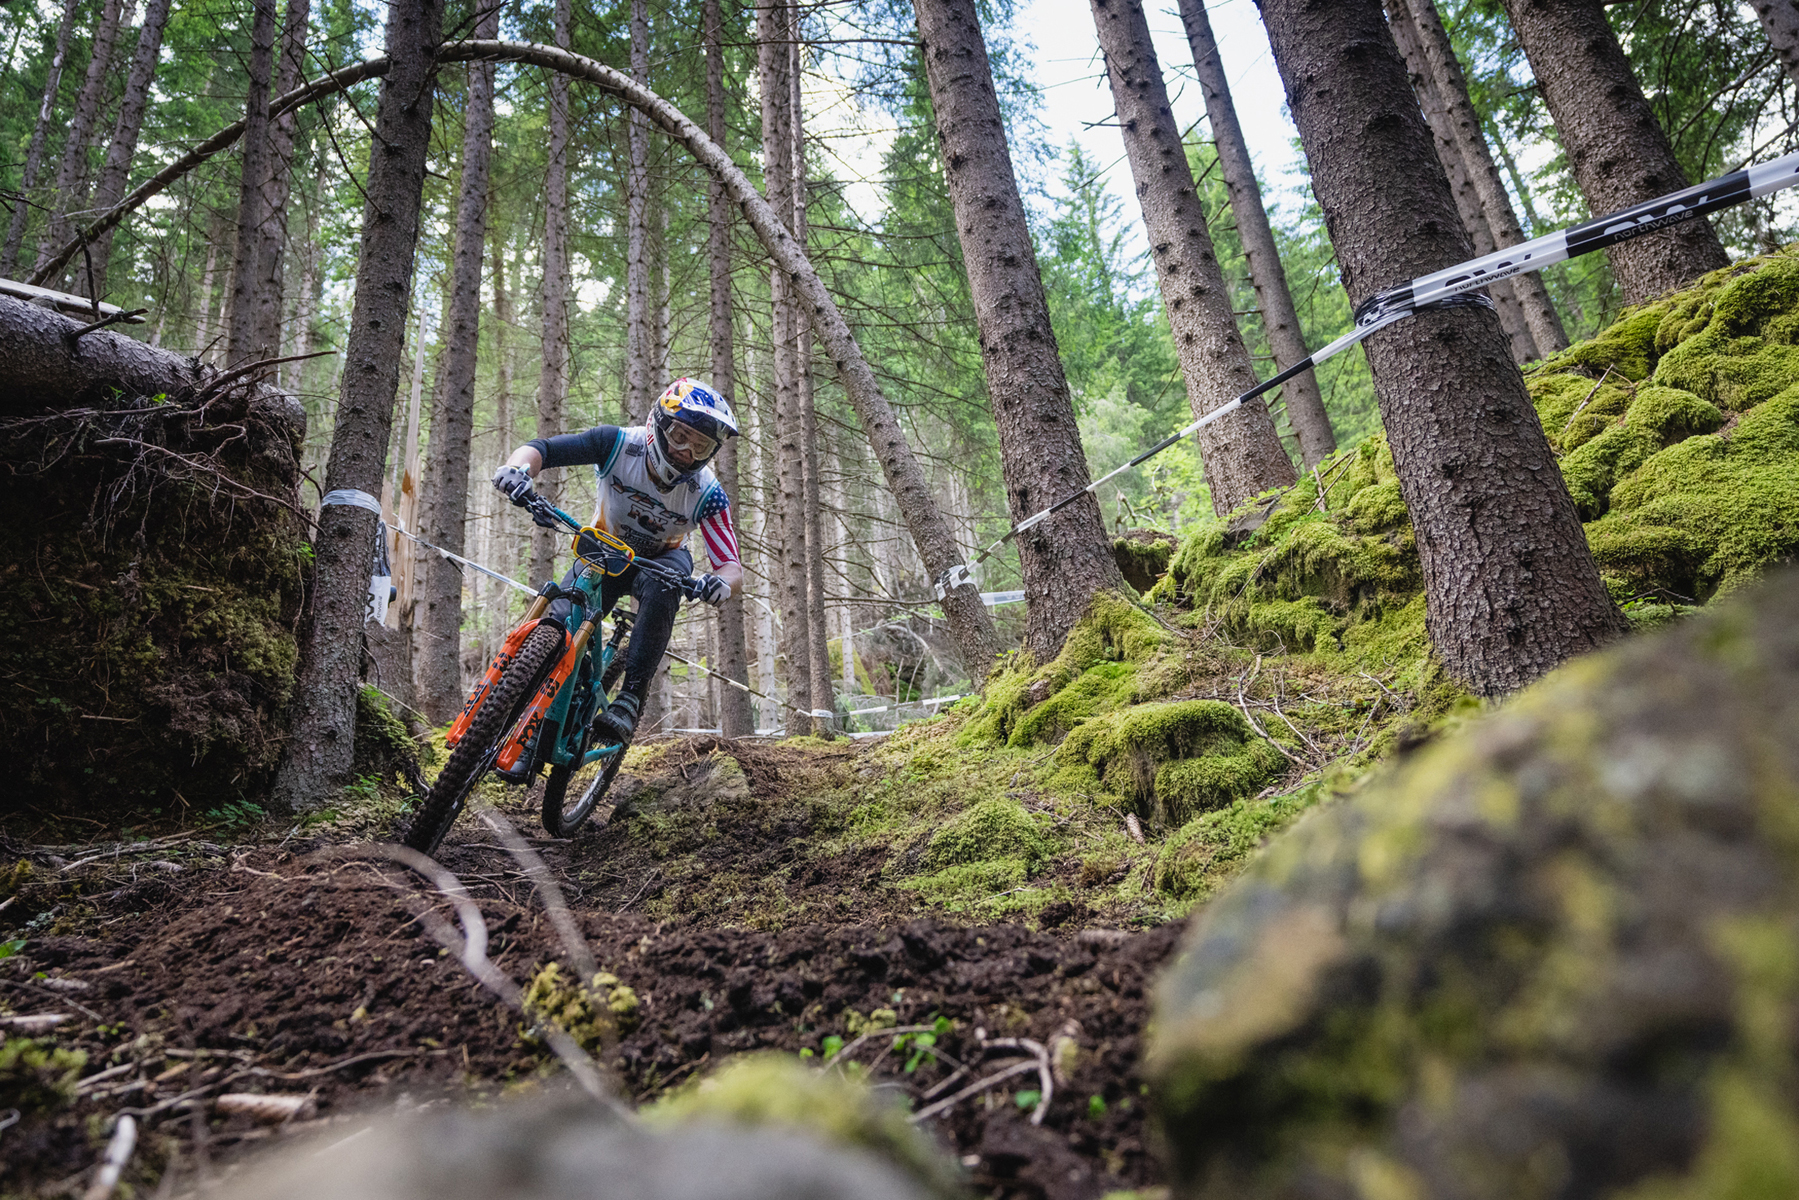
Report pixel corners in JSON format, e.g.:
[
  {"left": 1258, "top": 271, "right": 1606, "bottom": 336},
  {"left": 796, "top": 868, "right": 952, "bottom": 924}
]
[{"left": 491, "top": 378, "right": 742, "bottom": 745}]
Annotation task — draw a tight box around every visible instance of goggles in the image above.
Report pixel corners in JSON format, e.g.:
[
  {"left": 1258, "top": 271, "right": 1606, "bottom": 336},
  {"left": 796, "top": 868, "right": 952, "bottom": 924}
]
[{"left": 662, "top": 419, "right": 718, "bottom": 463}]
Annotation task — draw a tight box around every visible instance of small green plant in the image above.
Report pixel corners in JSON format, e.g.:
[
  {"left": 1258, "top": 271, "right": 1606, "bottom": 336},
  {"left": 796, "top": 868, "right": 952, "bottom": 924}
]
[
  {"left": 342, "top": 775, "right": 382, "bottom": 802},
  {"left": 202, "top": 799, "right": 265, "bottom": 830},
  {"left": 1015, "top": 1089, "right": 1042, "bottom": 1110},
  {"left": 821, "top": 1034, "right": 844, "bottom": 1060},
  {"left": 0, "top": 937, "right": 23, "bottom": 959},
  {"left": 1088, "top": 1094, "right": 1108, "bottom": 1119}
]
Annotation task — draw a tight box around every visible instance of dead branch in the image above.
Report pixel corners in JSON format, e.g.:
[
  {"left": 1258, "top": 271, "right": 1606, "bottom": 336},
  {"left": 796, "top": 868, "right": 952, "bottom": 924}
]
[
  {"left": 1236, "top": 656, "right": 1300, "bottom": 768},
  {"left": 980, "top": 1037, "right": 1054, "bottom": 1126},
  {"left": 907, "top": 1060, "right": 1040, "bottom": 1124}
]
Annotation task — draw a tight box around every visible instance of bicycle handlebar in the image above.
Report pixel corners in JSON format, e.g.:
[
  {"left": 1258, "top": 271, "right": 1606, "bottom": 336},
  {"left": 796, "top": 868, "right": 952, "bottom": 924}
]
[{"left": 516, "top": 489, "right": 704, "bottom": 601}]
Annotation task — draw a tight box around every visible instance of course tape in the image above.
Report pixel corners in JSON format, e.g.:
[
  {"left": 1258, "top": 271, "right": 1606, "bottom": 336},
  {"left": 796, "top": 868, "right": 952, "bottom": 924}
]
[{"left": 932, "top": 149, "right": 1799, "bottom": 600}]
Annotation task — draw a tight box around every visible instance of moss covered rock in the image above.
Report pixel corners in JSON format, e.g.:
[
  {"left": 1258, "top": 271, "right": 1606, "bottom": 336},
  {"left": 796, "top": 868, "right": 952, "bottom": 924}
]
[
  {"left": 647, "top": 1053, "right": 963, "bottom": 1198},
  {"left": 1147, "top": 569, "right": 1799, "bottom": 1200}
]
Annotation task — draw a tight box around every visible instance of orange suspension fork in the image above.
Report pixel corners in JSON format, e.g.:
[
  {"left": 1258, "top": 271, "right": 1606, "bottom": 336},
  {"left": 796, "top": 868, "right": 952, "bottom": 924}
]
[
  {"left": 445, "top": 595, "right": 552, "bottom": 748},
  {"left": 496, "top": 615, "right": 598, "bottom": 772}
]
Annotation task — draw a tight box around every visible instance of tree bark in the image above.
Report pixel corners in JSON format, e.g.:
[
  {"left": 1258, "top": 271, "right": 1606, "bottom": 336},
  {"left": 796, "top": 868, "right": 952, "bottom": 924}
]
[
  {"left": 914, "top": 0, "right": 1127, "bottom": 664},
  {"left": 270, "top": 0, "right": 442, "bottom": 812},
  {"left": 706, "top": 0, "right": 755, "bottom": 739},
  {"left": 1400, "top": 0, "right": 1566, "bottom": 355},
  {"left": 4, "top": 0, "right": 80, "bottom": 277},
  {"left": 224, "top": 0, "right": 280, "bottom": 365},
  {"left": 35, "top": 0, "right": 128, "bottom": 284},
  {"left": 760, "top": 0, "right": 814, "bottom": 725},
  {"left": 794, "top": 35, "right": 836, "bottom": 736},
  {"left": 415, "top": 3, "right": 500, "bottom": 724},
  {"left": 1176, "top": 0, "right": 1335, "bottom": 466},
  {"left": 624, "top": 0, "right": 654, "bottom": 422},
  {"left": 1090, "top": 0, "right": 1298, "bottom": 517},
  {"left": 89, "top": 0, "right": 174, "bottom": 298},
  {"left": 1751, "top": 1, "right": 1799, "bottom": 91},
  {"left": 240, "top": 0, "right": 314, "bottom": 365},
  {"left": 1499, "top": 0, "right": 1730, "bottom": 304},
  {"left": 1385, "top": 1, "right": 1538, "bottom": 363},
  {"left": 531, "top": 0, "right": 573, "bottom": 588},
  {"left": 1255, "top": 0, "right": 1625, "bottom": 697}
]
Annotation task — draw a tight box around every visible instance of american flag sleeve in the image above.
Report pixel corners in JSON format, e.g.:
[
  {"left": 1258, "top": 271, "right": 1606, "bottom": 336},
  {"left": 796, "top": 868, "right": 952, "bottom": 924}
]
[{"left": 696, "top": 484, "right": 740, "bottom": 570}]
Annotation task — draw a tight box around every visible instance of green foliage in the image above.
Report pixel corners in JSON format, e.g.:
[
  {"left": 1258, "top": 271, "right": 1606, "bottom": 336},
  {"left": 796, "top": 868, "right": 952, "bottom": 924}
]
[
  {"left": 520, "top": 962, "right": 638, "bottom": 1055},
  {"left": 0, "top": 1038, "right": 87, "bottom": 1115},
  {"left": 924, "top": 798, "right": 1050, "bottom": 871},
  {"left": 1152, "top": 787, "right": 1323, "bottom": 905}
]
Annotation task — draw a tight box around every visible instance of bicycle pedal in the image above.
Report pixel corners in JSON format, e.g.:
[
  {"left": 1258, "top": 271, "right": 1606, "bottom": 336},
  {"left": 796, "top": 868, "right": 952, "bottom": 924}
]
[{"left": 493, "top": 764, "right": 536, "bottom": 785}]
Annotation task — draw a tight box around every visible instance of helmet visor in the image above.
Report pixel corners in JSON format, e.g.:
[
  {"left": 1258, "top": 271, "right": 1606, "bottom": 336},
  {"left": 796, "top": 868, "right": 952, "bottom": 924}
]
[{"left": 662, "top": 418, "right": 718, "bottom": 466}]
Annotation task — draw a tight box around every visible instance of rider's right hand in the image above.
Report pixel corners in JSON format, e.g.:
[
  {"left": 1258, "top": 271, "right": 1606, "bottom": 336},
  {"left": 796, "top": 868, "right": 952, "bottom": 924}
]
[{"left": 493, "top": 464, "right": 534, "bottom": 505}]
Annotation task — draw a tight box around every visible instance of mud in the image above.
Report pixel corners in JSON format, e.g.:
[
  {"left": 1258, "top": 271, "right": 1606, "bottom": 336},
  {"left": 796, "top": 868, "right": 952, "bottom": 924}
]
[{"left": 1, "top": 826, "right": 1178, "bottom": 1199}]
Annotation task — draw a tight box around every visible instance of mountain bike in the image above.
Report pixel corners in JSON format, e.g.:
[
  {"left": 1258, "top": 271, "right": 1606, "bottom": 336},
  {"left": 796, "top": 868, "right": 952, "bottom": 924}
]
[{"left": 403, "top": 492, "right": 702, "bottom": 857}]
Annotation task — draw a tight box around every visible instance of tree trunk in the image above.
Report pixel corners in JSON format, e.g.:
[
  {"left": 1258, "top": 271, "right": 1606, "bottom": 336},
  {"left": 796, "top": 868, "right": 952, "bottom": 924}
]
[
  {"left": 625, "top": 0, "right": 654, "bottom": 423},
  {"left": 35, "top": 0, "right": 128, "bottom": 283},
  {"left": 270, "top": 0, "right": 441, "bottom": 812},
  {"left": 706, "top": 0, "right": 755, "bottom": 739},
  {"left": 913, "top": 0, "right": 1127, "bottom": 664},
  {"left": 1089, "top": 0, "right": 1298, "bottom": 517},
  {"left": 759, "top": 0, "right": 814, "bottom": 726},
  {"left": 1255, "top": 0, "right": 1624, "bottom": 697},
  {"left": 224, "top": 0, "right": 280, "bottom": 365},
  {"left": 239, "top": 0, "right": 314, "bottom": 365},
  {"left": 224, "top": 0, "right": 280, "bottom": 363},
  {"left": 415, "top": 3, "right": 499, "bottom": 724},
  {"left": 1176, "top": 0, "right": 1335, "bottom": 466},
  {"left": 1385, "top": 0, "right": 1538, "bottom": 363},
  {"left": 1499, "top": 0, "right": 1730, "bottom": 304},
  {"left": 89, "top": 0, "right": 174, "bottom": 298},
  {"left": 1400, "top": 0, "right": 1566, "bottom": 354},
  {"left": 1751, "top": 1, "right": 1799, "bottom": 90},
  {"left": 793, "top": 34, "right": 836, "bottom": 736},
  {"left": 4, "top": 0, "right": 80, "bottom": 277},
  {"left": 531, "top": 0, "right": 573, "bottom": 587}
]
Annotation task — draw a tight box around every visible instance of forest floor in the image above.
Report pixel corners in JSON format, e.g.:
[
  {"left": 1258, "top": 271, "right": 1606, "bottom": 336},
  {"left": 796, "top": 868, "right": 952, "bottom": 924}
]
[{"left": 0, "top": 730, "right": 1203, "bottom": 1200}]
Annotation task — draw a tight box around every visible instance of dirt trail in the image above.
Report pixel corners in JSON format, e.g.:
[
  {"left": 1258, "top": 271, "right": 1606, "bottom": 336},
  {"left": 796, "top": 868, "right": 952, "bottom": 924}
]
[{"left": 1, "top": 739, "right": 1182, "bottom": 1200}]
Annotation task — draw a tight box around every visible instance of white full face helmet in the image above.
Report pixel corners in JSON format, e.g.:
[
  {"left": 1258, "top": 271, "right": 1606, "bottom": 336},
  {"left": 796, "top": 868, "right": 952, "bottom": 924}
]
[{"left": 645, "top": 378, "right": 738, "bottom": 489}]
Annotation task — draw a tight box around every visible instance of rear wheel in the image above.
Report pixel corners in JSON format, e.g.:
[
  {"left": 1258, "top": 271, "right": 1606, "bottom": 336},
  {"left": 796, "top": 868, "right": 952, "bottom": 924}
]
[
  {"left": 405, "top": 622, "right": 565, "bottom": 856},
  {"left": 541, "top": 737, "right": 625, "bottom": 837}
]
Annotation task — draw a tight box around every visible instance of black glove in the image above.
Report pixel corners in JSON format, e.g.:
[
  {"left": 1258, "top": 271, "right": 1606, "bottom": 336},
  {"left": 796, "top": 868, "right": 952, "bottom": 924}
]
[
  {"left": 493, "top": 464, "right": 534, "bottom": 505},
  {"left": 694, "top": 574, "right": 730, "bottom": 607}
]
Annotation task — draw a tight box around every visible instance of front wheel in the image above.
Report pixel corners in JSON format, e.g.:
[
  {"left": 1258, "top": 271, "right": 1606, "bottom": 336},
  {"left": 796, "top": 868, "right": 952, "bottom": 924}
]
[
  {"left": 405, "top": 622, "right": 566, "bottom": 857},
  {"left": 541, "top": 738, "right": 625, "bottom": 837}
]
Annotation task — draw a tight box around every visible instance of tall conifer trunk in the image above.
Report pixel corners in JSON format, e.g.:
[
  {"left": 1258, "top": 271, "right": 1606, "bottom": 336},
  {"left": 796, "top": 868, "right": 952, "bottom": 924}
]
[
  {"left": 624, "top": 0, "right": 654, "bottom": 422},
  {"left": 415, "top": 2, "right": 501, "bottom": 723},
  {"left": 1753, "top": 1, "right": 1799, "bottom": 89},
  {"left": 36, "top": 0, "right": 128, "bottom": 284},
  {"left": 793, "top": 35, "right": 836, "bottom": 735},
  {"left": 532, "top": 0, "right": 573, "bottom": 587},
  {"left": 3, "top": 0, "right": 79, "bottom": 276},
  {"left": 1089, "top": 0, "right": 1297, "bottom": 514},
  {"left": 225, "top": 0, "right": 280, "bottom": 364},
  {"left": 272, "top": 0, "right": 442, "bottom": 810},
  {"left": 1385, "top": 0, "right": 1537, "bottom": 363},
  {"left": 1398, "top": 0, "right": 1566, "bottom": 355},
  {"left": 1176, "top": 0, "right": 1335, "bottom": 467},
  {"left": 239, "top": 0, "right": 314, "bottom": 363},
  {"left": 760, "top": 0, "right": 814, "bottom": 726},
  {"left": 707, "top": 0, "right": 755, "bottom": 738},
  {"left": 914, "top": 0, "right": 1126, "bottom": 663},
  {"left": 1255, "top": 0, "right": 1624, "bottom": 697},
  {"left": 89, "top": 0, "right": 174, "bottom": 296},
  {"left": 1500, "top": 0, "right": 1729, "bottom": 303}
]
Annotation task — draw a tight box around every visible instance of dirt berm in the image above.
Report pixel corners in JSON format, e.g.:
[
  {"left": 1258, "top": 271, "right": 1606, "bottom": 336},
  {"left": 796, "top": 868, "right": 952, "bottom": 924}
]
[{"left": 1151, "top": 566, "right": 1799, "bottom": 1198}]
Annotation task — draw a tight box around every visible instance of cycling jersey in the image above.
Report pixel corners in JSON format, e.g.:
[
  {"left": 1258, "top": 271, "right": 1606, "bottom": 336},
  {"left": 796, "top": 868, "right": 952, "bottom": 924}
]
[{"left": 529, "top": 424, "right": 741, "bottom": 569}]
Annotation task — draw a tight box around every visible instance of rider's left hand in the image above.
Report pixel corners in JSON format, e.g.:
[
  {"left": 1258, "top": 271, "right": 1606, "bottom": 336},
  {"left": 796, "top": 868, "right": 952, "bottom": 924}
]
[{"left": 695, "top": 574, "right": 730, "bottom": 606}]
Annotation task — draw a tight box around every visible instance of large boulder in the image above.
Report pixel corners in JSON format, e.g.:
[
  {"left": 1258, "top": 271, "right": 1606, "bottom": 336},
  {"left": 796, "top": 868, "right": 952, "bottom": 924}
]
[{"left": 1148, "top": 569, "right": 1799, "bottom": 1199}]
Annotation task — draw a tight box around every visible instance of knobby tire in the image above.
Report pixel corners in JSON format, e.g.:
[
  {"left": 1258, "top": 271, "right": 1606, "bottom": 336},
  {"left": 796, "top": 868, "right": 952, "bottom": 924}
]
[
  {"left": 541, "top": 731, "right": 625, "bottom": 838},
  {"left": 405, "top": 622, "right": 566, "bottom": 857}
]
